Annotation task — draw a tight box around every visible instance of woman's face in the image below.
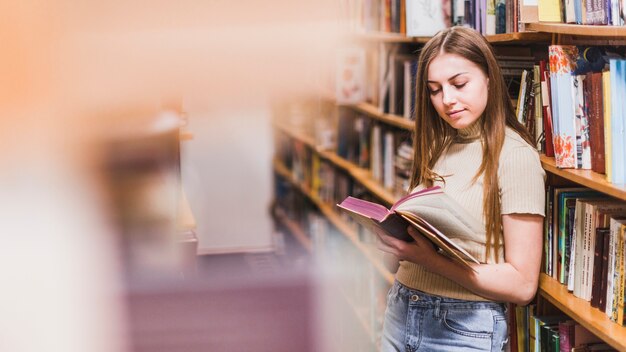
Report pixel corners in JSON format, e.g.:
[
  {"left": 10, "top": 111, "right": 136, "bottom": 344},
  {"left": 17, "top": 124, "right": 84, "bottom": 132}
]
[{"left": 426, "top": 52, "right": 489, "bottom": 130}]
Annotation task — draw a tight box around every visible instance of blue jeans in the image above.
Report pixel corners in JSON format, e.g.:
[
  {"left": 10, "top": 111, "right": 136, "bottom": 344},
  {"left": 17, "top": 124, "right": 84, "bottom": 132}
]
[{"left": 381, "top": 281, "right": 508, "bottom": 352}]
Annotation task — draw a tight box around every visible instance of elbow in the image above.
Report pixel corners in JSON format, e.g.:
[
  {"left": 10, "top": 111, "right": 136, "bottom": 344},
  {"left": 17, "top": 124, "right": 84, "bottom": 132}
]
[{"left": 512, "top": 282, "right": 538, "bottom": 306}]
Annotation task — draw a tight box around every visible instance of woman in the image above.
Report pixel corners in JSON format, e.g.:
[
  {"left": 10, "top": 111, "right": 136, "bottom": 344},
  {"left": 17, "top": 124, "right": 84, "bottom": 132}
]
[{"left": 376, "top": 26, "right": 545, "bottom": 352}]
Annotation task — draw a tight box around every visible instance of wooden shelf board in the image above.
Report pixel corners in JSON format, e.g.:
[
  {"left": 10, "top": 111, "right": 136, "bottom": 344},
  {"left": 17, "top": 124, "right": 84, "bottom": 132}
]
[
  {"left": 274, "top": 210, "right": 313, "bottom": 252},
  {"left": 346, "top": 103, "right": 414, "bottom": 131},
  {"left": 539, "top": 274, "right": 626, "bottom": 351},
  {"left": 275, "top": 122, "right": 400, "bottom": 205},
  {"left": 273, "top": 159, "right": 395, "bottom": 285},
  {"left": 540, "top": 155, "right": 626, "bottom": 201},
  {"left": 485, "top": 31, "right": 552, "bottom": 43},
  {"left": 350, "top": 31, "right": 430, "bottom": 43},
  {"left": 273, "top": 122, "right": 317, "bottom": 148},
  {"left": 338, "top": 286, "right": 377, "bottom": 344},
  {"left": 525, "top": 22, "right": 626, "bottom": 38},
  {"left": 352, "top": 31, "right": 551, "bottom": 44}
]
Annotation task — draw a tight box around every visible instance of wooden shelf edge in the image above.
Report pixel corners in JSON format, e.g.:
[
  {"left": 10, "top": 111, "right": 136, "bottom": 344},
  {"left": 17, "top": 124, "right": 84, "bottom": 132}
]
[
  {"left": 274, "top": 122, "right": 400, "bottom": 205},
  {"left": 351, "top": 30, "right": 551, "bottom": 44},
  {"left": 525, "top": 22, "right": 626, "bottom": 38},
  {"left": 348, "top": 102, "right": 414, "bottom": 131},
  {"left": 274, "top": 210, "right": 313, "bottom": 253},
  {"left": 538, "top": 274, "right": 626, "bottom": 351},
  {"left": 273, "top": 159, "right": 395, "bottom": 285},
  {"left": 337, "top": 286, "right": 377, "bottom": 344},
  {"left": 540, "top": 155, "right": 626, "bottom": 201}
]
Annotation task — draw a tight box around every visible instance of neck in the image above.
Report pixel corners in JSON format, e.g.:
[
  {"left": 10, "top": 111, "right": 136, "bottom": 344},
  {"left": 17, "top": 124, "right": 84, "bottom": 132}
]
[{"left": 456, "top": 121, "right": 482, "bottom": 141}]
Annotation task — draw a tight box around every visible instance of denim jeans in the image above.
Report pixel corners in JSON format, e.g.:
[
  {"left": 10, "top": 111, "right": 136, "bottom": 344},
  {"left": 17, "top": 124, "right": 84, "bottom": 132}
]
[{"left": 381, "top": 281, "right": 508, "bottom": 352}]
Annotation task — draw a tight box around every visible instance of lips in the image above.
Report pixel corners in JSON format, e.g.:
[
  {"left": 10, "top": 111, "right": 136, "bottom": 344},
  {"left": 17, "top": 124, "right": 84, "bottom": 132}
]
[{"left": 446, "top": 109, "right": 465, "bottom": 118}]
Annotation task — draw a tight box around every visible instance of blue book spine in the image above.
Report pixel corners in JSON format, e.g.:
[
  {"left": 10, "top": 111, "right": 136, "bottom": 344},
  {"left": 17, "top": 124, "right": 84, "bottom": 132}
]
[{"left": 610, "top": 60, "right": 626, "bottom": 184}]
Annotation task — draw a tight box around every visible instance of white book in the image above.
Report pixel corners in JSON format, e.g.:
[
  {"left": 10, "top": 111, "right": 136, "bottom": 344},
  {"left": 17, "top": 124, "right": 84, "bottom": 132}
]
[
  {"left": 406, "top": 0, "right": 449, "bottom": 37},
  {"left": 336, "top": 47, "right": 366, "bottom": 104},
  {"left": 564, "top": 0, "right": 577, "bottom": 23},
  {"left": 574, "top": 75, "right": 591, "bottom": 169},
  {"left": 605, "top": 218, "right": 626, "bottom": 317}
]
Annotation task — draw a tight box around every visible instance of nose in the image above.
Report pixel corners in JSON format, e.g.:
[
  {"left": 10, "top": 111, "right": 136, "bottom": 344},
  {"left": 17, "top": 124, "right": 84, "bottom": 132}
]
[{"left": 441, "top": 85, "right": 456, "bottom": 106}]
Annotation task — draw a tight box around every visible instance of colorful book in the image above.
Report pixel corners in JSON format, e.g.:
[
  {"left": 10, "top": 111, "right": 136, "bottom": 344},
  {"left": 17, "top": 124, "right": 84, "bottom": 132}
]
[
  {"left": 587, "top": 72, "right": 606, "bottom": 174},
  {"left": 405, "top": 0, "right": 450, "bottom": 37},
  {"left": 609, "top": 59, "right": 626, "bottom": 185},
  {"left": 337, "top": 186, "right": 482, "bottom": 269},
  {"left": 549, "top": 45, "right": 580, "bottom": 169}
]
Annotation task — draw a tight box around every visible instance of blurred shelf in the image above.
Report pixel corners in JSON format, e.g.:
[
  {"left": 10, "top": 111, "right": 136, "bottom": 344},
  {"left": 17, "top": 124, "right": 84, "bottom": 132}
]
[
  {"left": 540, "top": 155, "right": 626, "bottom": 201},
  {"left": 274, "top": 122, "right": 399, "bottom": 205},
  {"left": 347, "top": 102, "right": 414, "bottom": 131},
  {"left": 273, "top": 159, "right": 395, "bottom": 285},
  {"left": 273, "top": 209, "right": 313, "bottom": 252},
  {"left": 350, "top": 30, "right": 551, "bottom": 44},
  {"left": 538, "top": 274, "right": 626, "bottom": 351},
  {"left": 338, "top": 286, "right": 377, "bottom": 345},
  {"left": 525, "top": 22, "right": 626, "bottom": 38}
]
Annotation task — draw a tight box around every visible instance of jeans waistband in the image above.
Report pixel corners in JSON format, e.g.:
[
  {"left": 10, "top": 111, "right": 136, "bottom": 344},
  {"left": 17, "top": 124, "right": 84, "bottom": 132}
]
[{"left": 392, "top": 280, "right": 506, "bottom": 311}]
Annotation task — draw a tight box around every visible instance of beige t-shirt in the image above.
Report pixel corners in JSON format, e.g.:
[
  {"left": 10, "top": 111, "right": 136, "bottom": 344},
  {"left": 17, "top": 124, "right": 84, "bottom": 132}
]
[{"left": 396, "top": 125, "right": 546, "bottom": 301}]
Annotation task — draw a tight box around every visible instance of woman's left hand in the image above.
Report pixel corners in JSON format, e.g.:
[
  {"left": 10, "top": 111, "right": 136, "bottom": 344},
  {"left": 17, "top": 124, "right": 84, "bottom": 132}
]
[{"left": 374, "top": 226, "right": 441, "bottom": 269}]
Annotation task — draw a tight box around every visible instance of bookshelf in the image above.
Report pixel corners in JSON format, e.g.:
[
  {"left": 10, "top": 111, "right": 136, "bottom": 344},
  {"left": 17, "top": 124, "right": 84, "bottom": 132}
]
[
  {"left": 272, "top": 12, "right": 626, "bottom": 351},
  {"left": 273, "top": 157, "right": 395, "bottom": 285},
  {"left": 525, "top": 22, "right": 626, "bottom": 37},
  {"left": 351, "top": 30, "right": 552, "bottom": 44},
  {"left": 540, "top": 155, "right": 626, "bottom": 200},
  {"left": 539, "top": 274, "right": 626, "bottom": 350}
]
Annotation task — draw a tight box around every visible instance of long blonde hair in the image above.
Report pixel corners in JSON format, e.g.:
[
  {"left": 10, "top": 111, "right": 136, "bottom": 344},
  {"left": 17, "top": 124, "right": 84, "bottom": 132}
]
[{"left": 410, "top": 26, "right": 534, "bottom": 261}]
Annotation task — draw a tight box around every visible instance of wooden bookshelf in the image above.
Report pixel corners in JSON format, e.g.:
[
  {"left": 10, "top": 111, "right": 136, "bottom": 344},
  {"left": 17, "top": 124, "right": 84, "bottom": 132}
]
[
  {"left": 275, "top": 122, "right": 398, "bottom": 205},
  {"left": 525, "top": 22, "right": 626, "bottom": 38},
  {"left": 338, "top": 287, "right": 377, "bottom": 344},
  {"left": 351, "top": 30, "right": 551, "bottom": 44},
  {"left": 347, "top": 102, "right": 414, "bottom": 131},
  {"left": 539, "top": 274, "right": 626, "bottom": 351},
  {"left": 540, "top": 155, "right": 626, "bottom": 201},
  {"left": 274, "top": 209, "right": 313, "bottom": 252},
  {"left": 276, "top": 20, "right": 626, "bottom": 351},
  {"left": 273, "top": 158, "right": 395, "bottom": 285}
]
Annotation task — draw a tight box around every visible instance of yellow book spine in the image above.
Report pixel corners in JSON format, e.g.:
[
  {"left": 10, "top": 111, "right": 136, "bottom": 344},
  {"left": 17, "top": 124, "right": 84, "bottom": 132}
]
[{"left": 538, "top": 0, "right": 563, "bottom": 22}]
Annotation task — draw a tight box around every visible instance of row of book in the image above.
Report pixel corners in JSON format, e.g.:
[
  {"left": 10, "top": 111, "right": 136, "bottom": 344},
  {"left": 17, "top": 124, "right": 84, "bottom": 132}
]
[
  {"left": 510, "top": 304, "right": 616, "bottom": 351},
  {"left": 338, "top": 42, "right": 536, "bottom": 119},
  {"left": 514, "top": 45, "right": 626, "bottom": 184},
  {"left": 344, "top": 0, "right": 626, "bottom": 37},
  {"left": 538, "top": 0, "right": 626, "bottom": 26},
  {"left": 337, "top": 108, "right": 413, "bottom": 196},
  {"left": 347, "top": 0, "right": 524, "bottom": 36},
  {"left": 338, "top": 42, "right": 626, "bottom": 184},
  {"left": 544, "top": 186, "right": 626, "bottom": 326},
  {"left": 273, "top": 172, "right": 390, "bottom": 351}
]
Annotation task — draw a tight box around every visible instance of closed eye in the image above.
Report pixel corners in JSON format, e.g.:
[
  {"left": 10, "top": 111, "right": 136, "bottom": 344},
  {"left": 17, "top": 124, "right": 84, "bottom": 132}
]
[{"left": 454, "top": 83, "right": 467, "bottom": 89}]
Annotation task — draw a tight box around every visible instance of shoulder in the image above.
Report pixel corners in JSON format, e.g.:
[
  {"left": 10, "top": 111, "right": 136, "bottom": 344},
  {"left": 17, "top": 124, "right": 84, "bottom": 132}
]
[{"left": 500, "top": 127, "right": 540, "bottom": 163}]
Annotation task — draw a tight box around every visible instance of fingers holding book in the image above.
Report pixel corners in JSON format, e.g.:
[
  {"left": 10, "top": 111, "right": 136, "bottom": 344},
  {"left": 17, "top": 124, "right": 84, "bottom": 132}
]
[{"left": 373, "top": 226, "right": 440, "bottom": 267}]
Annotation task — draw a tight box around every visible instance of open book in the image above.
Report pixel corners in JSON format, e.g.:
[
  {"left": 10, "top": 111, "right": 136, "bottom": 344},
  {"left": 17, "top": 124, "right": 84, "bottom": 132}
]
[{"left": 336, "top": 186, "right": 484, "bottom": 269}]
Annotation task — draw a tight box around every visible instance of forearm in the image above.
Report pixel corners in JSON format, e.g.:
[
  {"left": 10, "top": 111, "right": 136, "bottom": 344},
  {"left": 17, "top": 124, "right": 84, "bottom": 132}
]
[{"left": 426, "top": 254, "right": 539, "bottom": 305}]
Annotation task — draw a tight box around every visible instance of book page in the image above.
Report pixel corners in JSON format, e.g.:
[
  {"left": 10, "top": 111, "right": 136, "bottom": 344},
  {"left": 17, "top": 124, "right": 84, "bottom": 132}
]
[{"left": 394, "top": 191, "right": 485, "bottom": 241}]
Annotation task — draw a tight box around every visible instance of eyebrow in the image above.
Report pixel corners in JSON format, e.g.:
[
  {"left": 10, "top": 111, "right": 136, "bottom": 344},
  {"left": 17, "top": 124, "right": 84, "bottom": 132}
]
[{"left": 427, "top": 72, "right": 468, "bottom": 84}]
